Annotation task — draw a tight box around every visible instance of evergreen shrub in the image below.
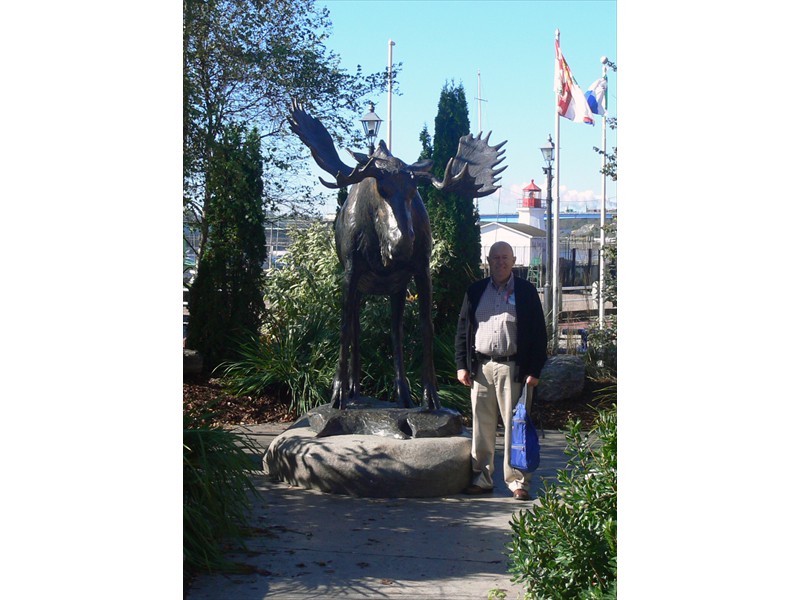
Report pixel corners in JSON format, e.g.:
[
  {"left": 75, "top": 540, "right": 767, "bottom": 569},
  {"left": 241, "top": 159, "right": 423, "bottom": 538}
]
[
  {"left": 186, "top": 125, "right": 266, "bottom": 370},
  {"left": 183, "top": 398, "right": 259, "bottom": 573},
  {"left": 508, "top": 407, "right": 617, "bottom": 599}
]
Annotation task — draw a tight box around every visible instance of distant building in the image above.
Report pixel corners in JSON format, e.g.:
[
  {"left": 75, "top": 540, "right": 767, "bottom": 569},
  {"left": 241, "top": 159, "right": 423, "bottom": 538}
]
[
  {"left": 480, "top": 221, "right": 546, "bottom": 268},
  {"left": 182, "top": 215, "right": 319, "bottom": 275},
  {"left": 477, "top": 178, "right": 616, "bottom": 287}
]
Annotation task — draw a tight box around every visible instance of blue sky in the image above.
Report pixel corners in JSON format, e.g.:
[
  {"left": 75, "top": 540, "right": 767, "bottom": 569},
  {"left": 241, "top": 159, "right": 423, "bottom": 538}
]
[{"left": 316, "top": 0, "right": 617, "bottom": 216}]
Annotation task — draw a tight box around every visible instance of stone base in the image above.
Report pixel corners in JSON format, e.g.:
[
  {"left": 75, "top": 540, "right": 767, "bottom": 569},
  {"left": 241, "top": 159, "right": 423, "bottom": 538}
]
[
  {"left": 264, "top": 417, "right": 472, "bottom": 498},
  {"left": 307, "top": 398, "right": 463, "bottom": 439},
  {"left": 183, "top": 349, "right": 203, "bottom": 375}
]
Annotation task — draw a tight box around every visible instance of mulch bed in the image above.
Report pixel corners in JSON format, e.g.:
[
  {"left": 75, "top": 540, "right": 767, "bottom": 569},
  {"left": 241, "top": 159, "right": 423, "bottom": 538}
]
[{"left": 183, "top": 374, "right": 614, "bottom": 430}]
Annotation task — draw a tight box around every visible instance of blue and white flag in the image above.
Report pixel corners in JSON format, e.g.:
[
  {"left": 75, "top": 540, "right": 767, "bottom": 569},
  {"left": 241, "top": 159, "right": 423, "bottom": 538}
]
[{"left": 584, "top": 77, "right": 607, "bottom": 116}]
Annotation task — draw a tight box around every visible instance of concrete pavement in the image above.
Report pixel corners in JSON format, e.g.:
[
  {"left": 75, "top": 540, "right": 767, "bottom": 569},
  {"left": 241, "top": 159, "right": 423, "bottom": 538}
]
[{"left": 185, "top": 423, "right": 570, "bottom": 600}]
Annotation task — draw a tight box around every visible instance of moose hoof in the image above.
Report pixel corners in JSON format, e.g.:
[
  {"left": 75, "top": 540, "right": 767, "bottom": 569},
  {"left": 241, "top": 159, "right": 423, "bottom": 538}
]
[
  {"left": 330, "top": 380, "right": 347, "bottom": 409},
  {"left": 330, "top": 392, "right": 345, "bottom": 409},
  {"left": 424, "top": 390, "right": 441, "bottom": 411}
]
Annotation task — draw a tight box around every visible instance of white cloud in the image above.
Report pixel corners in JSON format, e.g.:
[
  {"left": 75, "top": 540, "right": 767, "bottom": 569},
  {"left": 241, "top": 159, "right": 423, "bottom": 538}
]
[
  {"left": 455, "top": 179, "right": 616, "bottom": 219},
  {"left": 558, "top": 186, "right": 598, "bottom": 211}
]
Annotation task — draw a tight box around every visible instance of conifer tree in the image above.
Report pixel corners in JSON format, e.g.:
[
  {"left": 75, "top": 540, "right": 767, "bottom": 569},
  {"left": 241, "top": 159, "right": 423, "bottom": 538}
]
[
  {"left": 421, "top": 81, "right": 481, "bottom": 332},
  {"left": 186, "top": 125, "right": 267, "bottom": 369},
  {"left": 418, "top": 124, "right": 433, "bottom": 161}
]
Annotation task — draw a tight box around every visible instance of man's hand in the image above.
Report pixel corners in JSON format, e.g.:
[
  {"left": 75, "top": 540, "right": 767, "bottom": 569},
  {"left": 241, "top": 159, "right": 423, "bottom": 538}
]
[
  {"left": 457, "top": 369, "right": 472, "bottom": 387},
  {"left": 525, "top": 376, "right": 540, "bottom": 387}
]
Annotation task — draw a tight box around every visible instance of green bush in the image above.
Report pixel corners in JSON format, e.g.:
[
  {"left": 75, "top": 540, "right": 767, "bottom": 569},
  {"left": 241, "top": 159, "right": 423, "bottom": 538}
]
[
  {"left": 585, "top": 220, "right": 616, "bottom": 380},
  {"left": 219, "top": 222, "right": 339, "bottom": 414},
  {"left": 584, "top": 315, "right": 617, "bottom": 379},
  {"left": 184, "top": 399, "right": 259, "bottom": 573},
  {"left": 220, "top": 222, "right": 472, "bottom": 415},
  {"left": 508, "top": 407, "right": 617, "bottom": 599},
  {"left": 352, "top": 288, "right": 470, "bottom": 413},
  {"left": 221, "top": 312, "right": 338, "bottom": 416}
]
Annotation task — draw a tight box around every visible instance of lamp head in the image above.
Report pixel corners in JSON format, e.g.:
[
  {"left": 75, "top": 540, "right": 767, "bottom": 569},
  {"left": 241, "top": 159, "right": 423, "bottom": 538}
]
[
  {"left": 540, "top": 134, "right": 554, "bottom": 164},
  {"left": 360, "top": 101, "right": 382, "bottom": 150}
]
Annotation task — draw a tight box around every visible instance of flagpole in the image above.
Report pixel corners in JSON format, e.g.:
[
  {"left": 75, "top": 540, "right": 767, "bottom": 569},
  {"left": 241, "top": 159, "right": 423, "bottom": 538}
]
[
  {"left": 475, "top": 69, "right": 487, "bottom": 212},
  {"left": 477, "top": 69, "right": 482, "bottom": 132},
  {"left": 387, "top": 39, "right": 395, "bottom": 151},
  {"left": 552, "top": 28, "right": 561, "bottom": 353},
  {"left": 598, "top": 58, "right": 608, "bottom": 328}
]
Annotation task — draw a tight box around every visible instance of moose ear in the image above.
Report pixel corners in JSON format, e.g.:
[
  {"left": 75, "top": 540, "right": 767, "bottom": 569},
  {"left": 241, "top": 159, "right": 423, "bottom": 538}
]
[
  {"left": 347, "top": 148, "right": 374, "bottom": 165},
  {"left": 408, "top": 159, "right": 433, "bottom": 174}
]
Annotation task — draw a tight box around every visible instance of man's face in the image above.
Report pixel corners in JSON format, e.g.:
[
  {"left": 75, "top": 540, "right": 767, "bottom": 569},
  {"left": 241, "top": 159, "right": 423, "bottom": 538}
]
[{"left": 488, "top": 244, "right": 515, "bottom": 283}]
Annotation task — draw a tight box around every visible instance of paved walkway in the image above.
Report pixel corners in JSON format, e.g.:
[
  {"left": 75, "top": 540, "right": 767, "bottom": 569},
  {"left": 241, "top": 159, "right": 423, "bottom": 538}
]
[{"left": 186, "top": 423, "right": 570, "bottom": 600}]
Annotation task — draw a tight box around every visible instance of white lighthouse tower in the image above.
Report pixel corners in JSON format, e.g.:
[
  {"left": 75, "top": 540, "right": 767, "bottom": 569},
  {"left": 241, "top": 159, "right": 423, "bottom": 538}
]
[{"left": 518, "top": 179, "right": 546, "bottom": 229}]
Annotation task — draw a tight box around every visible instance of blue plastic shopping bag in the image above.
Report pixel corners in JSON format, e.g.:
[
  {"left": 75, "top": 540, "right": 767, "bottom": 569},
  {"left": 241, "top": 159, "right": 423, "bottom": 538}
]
[{"left": 510, "top": 386, "right": 540, "bottom": 472}]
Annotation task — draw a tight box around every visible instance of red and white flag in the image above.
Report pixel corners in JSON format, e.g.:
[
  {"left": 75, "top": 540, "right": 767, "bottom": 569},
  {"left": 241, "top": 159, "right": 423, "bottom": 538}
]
[{"left": 555, "top": 38, "right": 594, "bottom": 125}]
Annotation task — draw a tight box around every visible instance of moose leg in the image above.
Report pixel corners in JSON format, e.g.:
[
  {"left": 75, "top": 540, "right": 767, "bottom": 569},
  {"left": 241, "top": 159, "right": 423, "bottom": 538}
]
[
  {"left": 414, "top": 269, "right": 440, "bottom": 410},
  {"left": 349, "top": 291, "right": 363, "bottom": 400},
  {"left": 390, "top": 290, "right": 412, "bottom": 408},
  {"left": 332, "top": 273, "right": 358, "bottom": 409}
]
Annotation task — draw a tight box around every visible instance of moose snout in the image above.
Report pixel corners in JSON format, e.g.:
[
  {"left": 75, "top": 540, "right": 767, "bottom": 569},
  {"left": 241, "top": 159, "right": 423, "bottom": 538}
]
[{"left": 387, "top": 223, "right": 414, "bottom": 262}]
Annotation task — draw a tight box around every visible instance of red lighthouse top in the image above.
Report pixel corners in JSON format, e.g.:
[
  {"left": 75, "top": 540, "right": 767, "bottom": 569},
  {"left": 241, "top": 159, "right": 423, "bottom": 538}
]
[{"left": 521, "top": 179, "right": 542, "bottom": 208}]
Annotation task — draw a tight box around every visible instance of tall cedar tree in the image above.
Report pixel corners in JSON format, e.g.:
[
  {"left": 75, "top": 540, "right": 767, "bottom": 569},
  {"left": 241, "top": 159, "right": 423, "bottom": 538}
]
[
  {"left": 187, "top": 125, "right": 267, "bottom": 369},
  {"left": 419, "top": 82, "right": 482, "bottom": 333}
]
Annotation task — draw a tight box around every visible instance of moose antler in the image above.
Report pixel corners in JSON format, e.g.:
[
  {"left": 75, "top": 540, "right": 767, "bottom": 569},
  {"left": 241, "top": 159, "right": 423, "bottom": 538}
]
[
  {"left": 428, "top": 132, "right": 507, "bottom": 198},
  {"left": 288, "top": 98, "right": 378, "bottom": 189}
]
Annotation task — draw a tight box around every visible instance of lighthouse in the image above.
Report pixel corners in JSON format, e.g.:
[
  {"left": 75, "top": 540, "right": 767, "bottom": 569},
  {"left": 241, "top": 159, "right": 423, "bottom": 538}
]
[{"left": 518, "top": 179, "right": 546, "bottom": 229}]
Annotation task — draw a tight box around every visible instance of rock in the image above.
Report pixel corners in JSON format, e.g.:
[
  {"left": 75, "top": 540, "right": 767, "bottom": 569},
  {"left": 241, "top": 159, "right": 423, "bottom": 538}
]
[
  {"left": 183, "top": 349, "right": 203, "bottom": 375},
  {"left": 407, "top": 410, "right": 464, "bottom": 438},
  {"left": 307, "top": 398, "right": 463, "bottom": 439},
  {"left": 537, "top": 354, "right": 585, "bottom": 403},
  {"left": 264, "top": 419, "right": 472, "bottom": 498}
]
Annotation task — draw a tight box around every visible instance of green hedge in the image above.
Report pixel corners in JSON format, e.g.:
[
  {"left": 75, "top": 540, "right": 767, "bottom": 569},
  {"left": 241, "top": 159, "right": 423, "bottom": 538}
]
[
  {"left": 508, "top": 407, "right": 617, "bottom": 599},
  {"left": 184, "top": 400, "right": 259, "bottom": 573}
]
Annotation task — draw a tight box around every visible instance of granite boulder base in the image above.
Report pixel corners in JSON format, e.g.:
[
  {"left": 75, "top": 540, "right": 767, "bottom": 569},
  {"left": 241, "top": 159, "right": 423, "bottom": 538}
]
[
  {"left": 307, "top": 398, "right": 464, "bottom": 439},
  {"left": 537, "top": 354, "right": 586, "bottom": 403},
  {"left": 264, "top": 399, "right": 472, "bottom": 498}
]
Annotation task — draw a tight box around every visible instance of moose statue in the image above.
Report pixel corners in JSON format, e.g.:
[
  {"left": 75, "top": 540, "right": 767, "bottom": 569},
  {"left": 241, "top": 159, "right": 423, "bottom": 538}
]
[{"left": 288, "top": 99, "right": 506, "bottom": 411}]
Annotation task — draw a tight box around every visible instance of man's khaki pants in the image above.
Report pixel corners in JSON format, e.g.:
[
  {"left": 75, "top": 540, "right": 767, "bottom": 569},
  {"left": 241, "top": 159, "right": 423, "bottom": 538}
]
[{"left": 470, "top": 359, "right": 532, "bottom": 492}]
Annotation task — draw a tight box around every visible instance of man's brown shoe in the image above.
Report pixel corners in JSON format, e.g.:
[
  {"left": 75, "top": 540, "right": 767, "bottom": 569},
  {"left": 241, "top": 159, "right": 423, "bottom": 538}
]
[
  {"left": 463, "top": 484, "right": 493, "bottom": 495},
  {"left": 512, "top": 489, "right": 531, "bottom": 501}
]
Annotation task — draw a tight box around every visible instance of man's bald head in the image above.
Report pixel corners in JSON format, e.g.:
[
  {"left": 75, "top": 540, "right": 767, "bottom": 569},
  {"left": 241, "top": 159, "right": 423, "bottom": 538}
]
[
  {"left": 488, "top": 241, "right": 514, "bottom": 259},
  {"left": 487, "top": 242, "right": 515, "bottom": 285}
]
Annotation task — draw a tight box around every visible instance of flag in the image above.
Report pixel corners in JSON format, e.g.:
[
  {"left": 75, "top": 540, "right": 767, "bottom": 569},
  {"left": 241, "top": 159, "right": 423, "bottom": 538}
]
[
  {"left": 585, "top": 76, "right": 607, "bottom": 116},
  {"left": 555, "top": 38, "right": 594, "bottom": 125}
]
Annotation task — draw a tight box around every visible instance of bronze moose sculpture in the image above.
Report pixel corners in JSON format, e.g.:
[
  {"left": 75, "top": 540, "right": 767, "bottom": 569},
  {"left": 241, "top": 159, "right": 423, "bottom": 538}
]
[{"left": 288, "top": 99, "right": 506, "bottom": 410}]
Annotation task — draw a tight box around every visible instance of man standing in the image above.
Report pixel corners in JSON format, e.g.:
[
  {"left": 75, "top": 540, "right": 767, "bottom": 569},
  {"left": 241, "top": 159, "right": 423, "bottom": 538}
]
[{"left": 455, "top": 241, "right": 548, "bottom": 500}]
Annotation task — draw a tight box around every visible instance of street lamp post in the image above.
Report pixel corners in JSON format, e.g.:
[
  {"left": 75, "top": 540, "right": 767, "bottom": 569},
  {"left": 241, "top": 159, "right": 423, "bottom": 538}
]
[
  {"left": 540, "top": 134, "right": 555, "bottom": 345},
  {"left": 360, "top": 101, "right": 382, "bottom": 155}
]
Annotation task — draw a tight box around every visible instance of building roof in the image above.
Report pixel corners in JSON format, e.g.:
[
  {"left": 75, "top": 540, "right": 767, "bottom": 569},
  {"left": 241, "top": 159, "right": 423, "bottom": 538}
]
[
  {"left": 522, "top": 179, "right": 542, "bottom": 192},
  {"left": 480, "top": 211, "right": 617, "bottom": 224},
  {"left": 481, "top": 221, "right": 546, "bottom": 238}
]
